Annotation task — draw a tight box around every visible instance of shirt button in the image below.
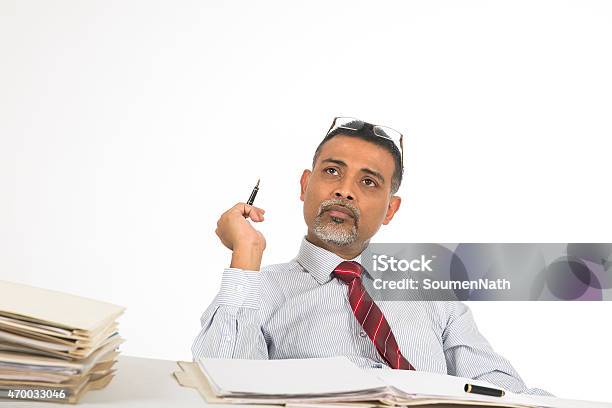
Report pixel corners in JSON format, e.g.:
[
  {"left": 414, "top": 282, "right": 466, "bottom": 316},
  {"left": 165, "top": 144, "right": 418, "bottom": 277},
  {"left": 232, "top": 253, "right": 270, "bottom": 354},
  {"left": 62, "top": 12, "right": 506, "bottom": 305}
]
[
  {"left": 235, "top": 284, "right": 243, "bottom": 293},
  {"left": 225, "top": 336, "right": 232, "bottom": 342},
  {"left": 374, "top": 363, "right": 383, "bottom": 368},
  {"left": 359, "top": 331, "right": 367, "bottom": 337}
]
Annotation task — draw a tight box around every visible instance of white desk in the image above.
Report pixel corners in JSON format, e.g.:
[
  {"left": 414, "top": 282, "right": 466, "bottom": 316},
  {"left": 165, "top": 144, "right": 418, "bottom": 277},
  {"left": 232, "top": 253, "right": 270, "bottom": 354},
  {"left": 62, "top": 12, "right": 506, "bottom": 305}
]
[
  {"left": 1, "top": 355, "right": 221, "bottom": 408},
  {"left": 0, "top": 355, "right": 517, "bottom": 408},
  {"left": 0, "top": 355, "right": 528, "bottom": 408},
  {"left": 2, "top": 356, "right": 609, "bottom": 408}
]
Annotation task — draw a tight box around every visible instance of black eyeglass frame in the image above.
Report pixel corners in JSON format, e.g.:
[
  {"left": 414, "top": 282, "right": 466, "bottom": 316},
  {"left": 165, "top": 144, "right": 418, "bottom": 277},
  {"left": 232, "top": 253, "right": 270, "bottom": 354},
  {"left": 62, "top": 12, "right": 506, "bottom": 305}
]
[{"left": 325, "top": 116, "right": 404, "bottom": 169}]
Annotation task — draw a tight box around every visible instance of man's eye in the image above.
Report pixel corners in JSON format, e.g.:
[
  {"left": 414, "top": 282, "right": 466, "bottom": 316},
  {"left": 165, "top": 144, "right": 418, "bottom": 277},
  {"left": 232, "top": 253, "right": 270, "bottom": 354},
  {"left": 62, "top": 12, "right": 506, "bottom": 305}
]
[
  {"left": 325, "top": 168, "right": 339, "bottom": 175},
  {"left": 362, "top": 178, "right": 377, "bottom": 187}
]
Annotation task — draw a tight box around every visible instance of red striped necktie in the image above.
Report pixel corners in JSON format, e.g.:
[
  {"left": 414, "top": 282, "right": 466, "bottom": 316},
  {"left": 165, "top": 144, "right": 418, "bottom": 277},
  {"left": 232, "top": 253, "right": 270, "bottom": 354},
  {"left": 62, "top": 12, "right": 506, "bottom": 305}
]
[{"left": 332, "top": 260, "right": 416, "bottom": 370}]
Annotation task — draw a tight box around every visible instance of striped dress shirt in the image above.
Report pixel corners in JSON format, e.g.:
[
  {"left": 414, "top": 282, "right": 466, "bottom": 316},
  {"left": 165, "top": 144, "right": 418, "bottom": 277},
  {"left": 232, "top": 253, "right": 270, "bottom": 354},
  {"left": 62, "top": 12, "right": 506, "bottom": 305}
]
[{"left": 192, "top": 237, "right": 553, "bottom": 396}]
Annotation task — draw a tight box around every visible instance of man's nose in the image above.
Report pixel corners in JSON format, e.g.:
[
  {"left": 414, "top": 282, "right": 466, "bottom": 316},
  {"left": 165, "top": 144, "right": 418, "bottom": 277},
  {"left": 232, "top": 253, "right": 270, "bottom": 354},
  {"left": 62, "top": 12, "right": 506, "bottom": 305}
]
[{"left": 333, "top": 184, "right": 355, "bottom": 201}]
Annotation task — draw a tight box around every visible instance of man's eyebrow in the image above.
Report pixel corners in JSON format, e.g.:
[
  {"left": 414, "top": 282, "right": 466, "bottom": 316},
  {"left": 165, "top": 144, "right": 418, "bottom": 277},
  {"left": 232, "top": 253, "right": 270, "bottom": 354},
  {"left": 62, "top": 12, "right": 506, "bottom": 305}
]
[
  {"left": 321, "top": 158, "right": 347, "bottom": 167},
  {"left": 361, "top": 168, "right": 385, "bottom": 184},
  {"left": 320, "top": 158, "right": 386, "bottom": 184}
]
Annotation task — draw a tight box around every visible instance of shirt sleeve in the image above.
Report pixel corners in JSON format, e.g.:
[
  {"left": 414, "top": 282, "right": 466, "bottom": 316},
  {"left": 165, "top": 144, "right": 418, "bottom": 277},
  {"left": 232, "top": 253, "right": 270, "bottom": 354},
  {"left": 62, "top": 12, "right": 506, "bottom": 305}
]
[
  {"left": 191, "top": 268, "right": 269, "bottom": 361},
  {"left": 442, "top": 302, "right": 554, "bottom": 396}
]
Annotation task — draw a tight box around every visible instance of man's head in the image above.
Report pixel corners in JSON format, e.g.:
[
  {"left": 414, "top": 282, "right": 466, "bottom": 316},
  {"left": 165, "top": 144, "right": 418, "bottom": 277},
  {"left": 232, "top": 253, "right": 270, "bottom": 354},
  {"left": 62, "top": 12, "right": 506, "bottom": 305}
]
[{"left": 300, "top": 121, "right": 404, "bottom": 258}]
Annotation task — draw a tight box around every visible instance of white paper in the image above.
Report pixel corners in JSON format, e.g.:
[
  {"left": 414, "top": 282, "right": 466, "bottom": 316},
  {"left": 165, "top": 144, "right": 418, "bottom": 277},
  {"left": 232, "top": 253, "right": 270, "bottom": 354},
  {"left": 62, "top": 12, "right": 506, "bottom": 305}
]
[
  {"left": 198, "top": 356, "right": 386, "bottom": 397},
  {"left": 374, "top": 369, "right": 612, "bottom": 408}
]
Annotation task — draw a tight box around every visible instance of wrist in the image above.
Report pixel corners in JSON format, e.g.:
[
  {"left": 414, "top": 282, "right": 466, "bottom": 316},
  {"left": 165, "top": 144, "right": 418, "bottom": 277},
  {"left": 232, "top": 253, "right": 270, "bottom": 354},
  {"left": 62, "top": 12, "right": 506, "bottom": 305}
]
[{"left": 231, "top": 241, "right": 264, "bottom": 271}]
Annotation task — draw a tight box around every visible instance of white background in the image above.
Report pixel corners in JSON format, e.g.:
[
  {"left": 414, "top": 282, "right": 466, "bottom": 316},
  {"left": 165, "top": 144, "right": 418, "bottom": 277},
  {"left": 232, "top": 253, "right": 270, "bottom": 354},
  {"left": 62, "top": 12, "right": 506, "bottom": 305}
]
[{"left": 1, "top": 0, "right": 611, "bottom": 402}]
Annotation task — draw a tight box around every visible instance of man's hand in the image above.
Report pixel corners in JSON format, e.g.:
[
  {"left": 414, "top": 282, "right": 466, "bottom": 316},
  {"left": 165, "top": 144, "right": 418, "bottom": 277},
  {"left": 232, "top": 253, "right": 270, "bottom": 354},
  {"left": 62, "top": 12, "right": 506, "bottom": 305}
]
[{"left": 215, "top": 202, "right": 266, "bottom": 271}]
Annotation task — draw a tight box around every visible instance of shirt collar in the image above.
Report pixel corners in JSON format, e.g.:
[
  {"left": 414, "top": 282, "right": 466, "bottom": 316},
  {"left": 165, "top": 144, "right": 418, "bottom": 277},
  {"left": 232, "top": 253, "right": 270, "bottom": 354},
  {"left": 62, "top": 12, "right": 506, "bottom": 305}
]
[{"left": 295, "top": 237, "right": 364, "bottom": 285}]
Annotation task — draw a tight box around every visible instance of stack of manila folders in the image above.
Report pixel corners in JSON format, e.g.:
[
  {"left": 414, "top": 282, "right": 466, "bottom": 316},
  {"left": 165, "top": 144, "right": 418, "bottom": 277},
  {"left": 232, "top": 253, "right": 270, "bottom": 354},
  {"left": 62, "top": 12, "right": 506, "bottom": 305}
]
[
  {"left": 0, "top": 280, "right": 125, "bottom": 404},
  {"left": 175, "top": 356, "right": 612, "bottom": 408}
]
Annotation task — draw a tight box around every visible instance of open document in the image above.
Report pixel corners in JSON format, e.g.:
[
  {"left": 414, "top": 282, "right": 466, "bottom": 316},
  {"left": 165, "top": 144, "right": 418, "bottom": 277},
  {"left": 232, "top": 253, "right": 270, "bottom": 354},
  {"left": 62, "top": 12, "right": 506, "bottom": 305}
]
[{"left": 174, "top": 356, "right": 612, "bottom": 408}]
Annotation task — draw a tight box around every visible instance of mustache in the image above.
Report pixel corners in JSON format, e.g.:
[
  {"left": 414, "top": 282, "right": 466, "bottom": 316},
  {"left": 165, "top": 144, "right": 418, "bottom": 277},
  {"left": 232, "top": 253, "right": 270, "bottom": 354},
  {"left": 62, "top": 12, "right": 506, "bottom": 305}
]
[{"left": 317, "top": 199, "right": 360, "bottom": 222}]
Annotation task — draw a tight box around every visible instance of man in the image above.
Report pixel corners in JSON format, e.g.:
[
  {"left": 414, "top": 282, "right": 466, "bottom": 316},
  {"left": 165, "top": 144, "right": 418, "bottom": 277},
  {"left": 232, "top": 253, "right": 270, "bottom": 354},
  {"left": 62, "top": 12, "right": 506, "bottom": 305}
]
[{"left": 192, "top": 117, "right": 552, "bottom": 396}]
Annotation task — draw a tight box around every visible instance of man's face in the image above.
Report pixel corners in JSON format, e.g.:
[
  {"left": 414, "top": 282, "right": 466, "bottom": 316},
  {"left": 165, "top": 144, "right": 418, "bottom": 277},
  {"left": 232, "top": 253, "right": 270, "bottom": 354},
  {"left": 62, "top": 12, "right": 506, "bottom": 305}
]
[{"left": 300, "top": 135, "right": 401, "bottom": 253}]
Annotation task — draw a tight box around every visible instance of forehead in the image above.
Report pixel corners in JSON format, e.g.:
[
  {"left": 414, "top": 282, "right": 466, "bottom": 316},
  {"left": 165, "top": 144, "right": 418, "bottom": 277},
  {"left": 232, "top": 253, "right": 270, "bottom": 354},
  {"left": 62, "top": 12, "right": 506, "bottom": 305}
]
[{"left": 315, "top": 135, "right": 396, "bottom": 176}]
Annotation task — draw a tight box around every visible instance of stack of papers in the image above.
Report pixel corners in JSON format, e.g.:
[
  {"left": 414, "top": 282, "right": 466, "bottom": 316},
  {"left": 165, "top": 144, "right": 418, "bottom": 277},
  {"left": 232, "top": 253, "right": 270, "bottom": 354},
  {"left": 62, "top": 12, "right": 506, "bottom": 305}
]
[
  {"left": 0, "top": 280, "right": 125, "bottom": 404},
  {"left": 174, "top": 356, "right": 612, "bottom": 408}
]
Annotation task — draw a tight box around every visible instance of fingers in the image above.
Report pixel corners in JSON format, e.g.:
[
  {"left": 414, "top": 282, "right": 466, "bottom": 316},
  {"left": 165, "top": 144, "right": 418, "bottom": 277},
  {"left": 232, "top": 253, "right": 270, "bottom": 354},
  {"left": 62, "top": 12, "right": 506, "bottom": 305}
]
[
  {"left": 246, "top": 205, "right": 265, "bottom": 222},
  {"left": 231, "top": 202, "right": 266, "bottom": 222}
]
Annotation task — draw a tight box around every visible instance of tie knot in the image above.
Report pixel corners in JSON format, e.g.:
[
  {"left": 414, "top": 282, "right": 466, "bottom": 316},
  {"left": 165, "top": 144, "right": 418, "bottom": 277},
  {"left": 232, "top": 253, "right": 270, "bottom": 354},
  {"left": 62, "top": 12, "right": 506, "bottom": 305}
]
[{"left": 332, "top": 261, "right": 364, "bottom": 284}]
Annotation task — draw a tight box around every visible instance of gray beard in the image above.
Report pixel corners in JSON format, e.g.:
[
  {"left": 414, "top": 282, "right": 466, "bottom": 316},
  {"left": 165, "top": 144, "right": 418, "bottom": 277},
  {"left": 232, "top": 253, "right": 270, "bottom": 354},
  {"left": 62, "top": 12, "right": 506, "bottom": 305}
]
[{"left": 313, "top": 214, "right": 358, "bottom": 246}]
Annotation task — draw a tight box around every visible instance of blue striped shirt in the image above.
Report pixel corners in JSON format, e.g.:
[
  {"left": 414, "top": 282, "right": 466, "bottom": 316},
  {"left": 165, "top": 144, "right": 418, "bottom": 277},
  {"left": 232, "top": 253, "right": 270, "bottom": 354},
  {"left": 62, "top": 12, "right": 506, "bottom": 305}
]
[{"left": 192, "top": 237, "right": 552, "bottom": 396}]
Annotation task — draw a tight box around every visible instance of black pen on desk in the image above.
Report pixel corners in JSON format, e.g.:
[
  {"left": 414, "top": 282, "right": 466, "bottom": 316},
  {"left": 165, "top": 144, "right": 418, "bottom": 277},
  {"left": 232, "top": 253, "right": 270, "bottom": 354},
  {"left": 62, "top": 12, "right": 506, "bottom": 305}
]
[
  {"left": 246, "top": 178, "right": 260, "bottom": 206},
  {"left": 464, "top": 383, "right": 505, "bottom": 398}
]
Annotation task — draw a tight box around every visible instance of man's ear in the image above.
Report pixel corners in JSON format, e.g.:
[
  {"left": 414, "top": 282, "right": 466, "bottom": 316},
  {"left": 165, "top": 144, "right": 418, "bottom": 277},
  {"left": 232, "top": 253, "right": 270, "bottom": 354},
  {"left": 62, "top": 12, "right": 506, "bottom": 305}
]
[
  {"left": 300, "top": 169, "right": 311, "bottom": 202},
  {"left": 382, "top": 195, "right": 401, "bottom": 225}
]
